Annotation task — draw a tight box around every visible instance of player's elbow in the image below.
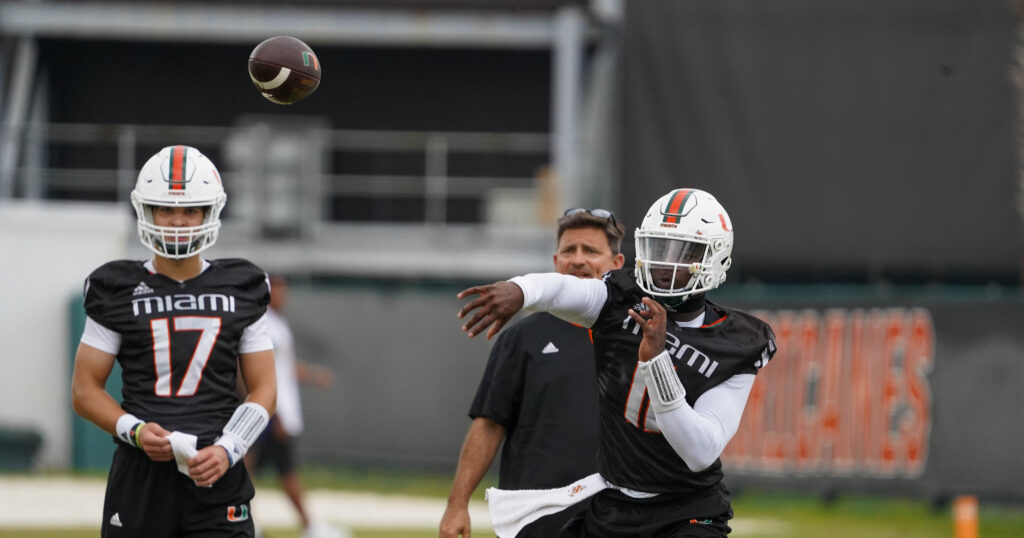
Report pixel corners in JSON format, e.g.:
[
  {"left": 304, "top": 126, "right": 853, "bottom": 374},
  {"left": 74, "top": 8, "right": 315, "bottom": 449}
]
[
  {"left": 667, "top": 434, "right": 725, "bottom": 472},
  {"left": 70, "top": 390, "right": 84, "bottom": 417},
  {"left": 683, "top": 452, "right": 719, "bottom": 472},
  {"left": 70, "top": 379, "right": 94, "bottom": 418}
]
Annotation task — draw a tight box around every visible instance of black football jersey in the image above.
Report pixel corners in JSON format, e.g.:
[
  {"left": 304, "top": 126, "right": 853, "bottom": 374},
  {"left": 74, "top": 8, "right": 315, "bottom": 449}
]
[
  {"left": 593, "top": 268, "right": 776, "bottom": 494},
  {"left": 83, "top": 259, "right": 270, "bottom": 446}
]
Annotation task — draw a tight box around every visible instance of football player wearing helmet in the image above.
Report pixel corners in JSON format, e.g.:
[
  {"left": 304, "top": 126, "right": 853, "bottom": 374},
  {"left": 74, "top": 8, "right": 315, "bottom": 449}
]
[
  {"left": 440, "top": 208, "right": 626, "bottom": 538},
  {"left": 457, "top": 189, "right": 775, "bottom": 538},
  {"left": 71, "top": 145, "right": 276, "bottom": 538}
]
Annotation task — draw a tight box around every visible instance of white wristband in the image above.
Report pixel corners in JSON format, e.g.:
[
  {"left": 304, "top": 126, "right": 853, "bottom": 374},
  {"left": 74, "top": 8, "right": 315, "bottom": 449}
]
[
  {"left": 640, "top": 351, "right": 687, "bottom": 413},
  {"left": 115, "top": 413, "right": 144, "bottom": 447},
  {"left": 214, "top": 402, "right": 269, "bottom": 467}
]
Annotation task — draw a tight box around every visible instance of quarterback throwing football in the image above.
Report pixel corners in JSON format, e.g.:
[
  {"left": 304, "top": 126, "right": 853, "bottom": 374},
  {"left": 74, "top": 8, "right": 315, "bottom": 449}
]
[
  {"left": 458, "top": 189, "right": 776, "bottom": 537},
  {"left": 71, "top": 146, "right": 276, "bottom": 538}
]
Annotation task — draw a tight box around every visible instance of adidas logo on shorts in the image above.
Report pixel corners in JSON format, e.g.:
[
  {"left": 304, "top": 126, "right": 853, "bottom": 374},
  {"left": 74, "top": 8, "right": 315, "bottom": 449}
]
[
  {"left": 109, "top": 512, "right": 123, "bottom": 527},
  {"left": 132, "top": 282, "right": 155, "bottom": 296}
]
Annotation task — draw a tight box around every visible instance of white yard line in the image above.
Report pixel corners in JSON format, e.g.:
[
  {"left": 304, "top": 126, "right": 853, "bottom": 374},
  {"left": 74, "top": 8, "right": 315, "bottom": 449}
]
[
  {"left": 0, "top": 476, "right": 786, "bottom": 534},
  {"left": 0, "top": 476, "right": 490, "bottom": 530},
  {"left": 253, "top": 488, "right": 494, "bottom": 530}
]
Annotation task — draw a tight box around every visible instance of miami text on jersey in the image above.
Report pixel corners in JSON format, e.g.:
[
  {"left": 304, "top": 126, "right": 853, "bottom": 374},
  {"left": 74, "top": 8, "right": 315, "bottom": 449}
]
[
  {"left": 665, "top": 332, "right": 718, "bottom": 378},
  {"left": 132, "top": 293, "right": 237, "bottom": 316},
  {"left": 621, "top": 314, "right": 719, "bottom": 378}
]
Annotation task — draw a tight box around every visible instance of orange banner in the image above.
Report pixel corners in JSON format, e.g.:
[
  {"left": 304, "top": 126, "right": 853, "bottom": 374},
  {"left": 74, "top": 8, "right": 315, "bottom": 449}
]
[{"left": 724, "top": 308, "right": 934, "bottom": 478}]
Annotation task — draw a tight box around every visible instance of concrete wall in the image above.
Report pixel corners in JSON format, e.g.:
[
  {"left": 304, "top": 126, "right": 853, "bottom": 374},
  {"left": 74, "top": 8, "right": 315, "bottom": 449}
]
[{"left": 0, "top": 201, "right": 131, "bottom": 468}]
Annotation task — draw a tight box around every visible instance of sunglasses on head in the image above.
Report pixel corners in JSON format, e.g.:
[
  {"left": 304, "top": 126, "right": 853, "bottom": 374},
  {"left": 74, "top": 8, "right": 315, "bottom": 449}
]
[{"left": 563, "top": 207, "right": 618, "bottom": 226}]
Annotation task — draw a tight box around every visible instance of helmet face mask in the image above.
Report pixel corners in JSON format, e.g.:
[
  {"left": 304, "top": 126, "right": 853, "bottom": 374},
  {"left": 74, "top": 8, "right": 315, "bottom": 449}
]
[
  {"left": 635, "top": 189, "right": 733, "bottom": 308},
  {"left": 130, "top": 146, "right": 227, "bottom": 260},
  {"left": 641, "top": 237, "right": 708, "bottom": 294}
]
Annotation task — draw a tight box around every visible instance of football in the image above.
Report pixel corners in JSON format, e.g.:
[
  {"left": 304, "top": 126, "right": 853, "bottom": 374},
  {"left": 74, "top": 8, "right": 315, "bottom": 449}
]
[{"left": 248, "top": 36, "right": 321, "bottom": 105}]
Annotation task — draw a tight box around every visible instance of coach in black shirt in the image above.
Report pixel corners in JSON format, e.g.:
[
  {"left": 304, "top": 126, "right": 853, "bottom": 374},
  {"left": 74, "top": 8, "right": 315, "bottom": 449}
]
[{"left": 440, "top": 208, "right": 625, "bottom": 538}]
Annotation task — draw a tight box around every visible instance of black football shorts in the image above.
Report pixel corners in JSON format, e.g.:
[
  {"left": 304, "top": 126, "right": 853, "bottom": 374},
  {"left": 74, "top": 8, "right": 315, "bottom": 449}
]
[
  {"left": 562, "top": 482, "right": 733, "bottom": 538},
  {"left": 102, "top": 443, "right": 256, "bottom": 538}
]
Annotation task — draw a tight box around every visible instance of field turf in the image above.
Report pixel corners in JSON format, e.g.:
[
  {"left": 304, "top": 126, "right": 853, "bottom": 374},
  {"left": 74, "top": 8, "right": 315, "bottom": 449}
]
[{"left": 2, "top": 467, "right": 1022, "bottom": 537}]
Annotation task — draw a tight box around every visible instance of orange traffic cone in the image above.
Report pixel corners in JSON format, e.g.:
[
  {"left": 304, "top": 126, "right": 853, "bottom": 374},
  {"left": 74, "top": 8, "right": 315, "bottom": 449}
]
[{"left": 953, "top": 495, "right": 978, "bottom": 538}]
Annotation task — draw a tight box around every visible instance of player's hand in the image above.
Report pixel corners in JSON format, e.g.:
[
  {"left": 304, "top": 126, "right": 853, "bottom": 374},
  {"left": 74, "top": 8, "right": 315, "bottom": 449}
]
[
  {"left": 188, "top": 445, "right": 230, "bottom": 487},
  {"left": 628, "top": 297, "right": 667, "bottom": 362},
  {"left": 138, "top": 422, "right": 174, "bottom": 462},
  {"left": 457, "top": 281, "right": 524, "bottom": 339},
  {"left": 439, "top": 503, "right": 471, "bottom": 537}
]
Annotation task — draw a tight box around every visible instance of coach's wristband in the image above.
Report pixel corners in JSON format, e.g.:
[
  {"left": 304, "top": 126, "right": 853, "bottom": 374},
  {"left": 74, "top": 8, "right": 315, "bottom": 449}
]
[{"left": 115, "top": 413, "right": 144, "bottom": 448}]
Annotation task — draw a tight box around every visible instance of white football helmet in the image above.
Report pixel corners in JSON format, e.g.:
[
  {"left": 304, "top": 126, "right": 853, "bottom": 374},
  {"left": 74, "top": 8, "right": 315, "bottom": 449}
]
[
  {"left": 130, "top": 145, "right": 227, "bottom": 259},
  {"left": 634, "top": 188, "right": 734, "bottom": 309}
]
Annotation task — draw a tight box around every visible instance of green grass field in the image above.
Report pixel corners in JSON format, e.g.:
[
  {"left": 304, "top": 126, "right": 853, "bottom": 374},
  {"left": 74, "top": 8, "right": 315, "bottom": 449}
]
[
  {"left": 2, "top": 467, "right": 1022, "bottom": 537},
  {"left": 732, "top": 490, "right": 1024, "bottom": 538}
]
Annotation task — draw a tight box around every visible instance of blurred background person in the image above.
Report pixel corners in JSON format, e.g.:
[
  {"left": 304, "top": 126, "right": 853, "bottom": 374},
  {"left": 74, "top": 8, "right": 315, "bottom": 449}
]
[
  {"left": 439, "top": 208, "right": 626, "bottom": 538},
  {"left": 246, "top": 275, "right": 341, "bottom": 538}
]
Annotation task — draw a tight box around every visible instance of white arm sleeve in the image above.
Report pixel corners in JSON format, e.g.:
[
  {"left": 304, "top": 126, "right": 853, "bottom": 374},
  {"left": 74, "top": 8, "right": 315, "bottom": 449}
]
[
  {"left": 651, "top": 372, "right": 756, "bottom": 471},
  {"left": 508, "top": 273, "right": 608, "bottom": 328},
  {"left": 80, "top": 316, "right": 121, "bottom": 355},
  {"left": 238, "top": 313, "right": 274, "bottom": 354}
]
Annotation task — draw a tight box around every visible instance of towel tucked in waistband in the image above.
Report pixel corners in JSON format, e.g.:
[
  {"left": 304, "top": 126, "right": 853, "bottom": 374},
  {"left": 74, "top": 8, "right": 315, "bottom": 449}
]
[{"left": 485, "top": 473, "right": 609, "bottom": 538}]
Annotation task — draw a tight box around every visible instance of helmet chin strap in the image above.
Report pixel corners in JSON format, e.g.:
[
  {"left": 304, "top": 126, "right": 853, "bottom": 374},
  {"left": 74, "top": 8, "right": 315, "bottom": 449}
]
[{"left": 654, "top": 292, "right": 706, "bottom": 315}]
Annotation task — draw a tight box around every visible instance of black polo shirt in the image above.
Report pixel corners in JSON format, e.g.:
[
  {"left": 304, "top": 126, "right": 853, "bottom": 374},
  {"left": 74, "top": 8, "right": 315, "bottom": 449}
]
[{"left": 469, "top": 312, "right": 600, "bottom": 490}]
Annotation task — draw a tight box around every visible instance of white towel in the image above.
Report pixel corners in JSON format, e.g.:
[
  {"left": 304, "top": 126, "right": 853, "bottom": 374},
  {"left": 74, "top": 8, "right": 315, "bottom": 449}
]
[
  {"left": 485, "top": 473, "right": 609, "bottom": 538},
  {"left": 166, "top": 431, "right": 199, "bottom": 479}
]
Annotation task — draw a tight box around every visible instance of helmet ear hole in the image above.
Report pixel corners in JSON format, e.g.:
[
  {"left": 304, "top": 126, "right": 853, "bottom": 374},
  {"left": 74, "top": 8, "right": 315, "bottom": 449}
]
[{"left": 722, "top": 257, "right": 732, "bottom": 269}]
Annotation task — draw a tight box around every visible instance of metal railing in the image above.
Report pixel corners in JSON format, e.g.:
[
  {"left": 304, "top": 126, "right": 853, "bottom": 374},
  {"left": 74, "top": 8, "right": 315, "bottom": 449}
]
[{"left": 3, "top": 121, "right": 550, "bottom": 227}]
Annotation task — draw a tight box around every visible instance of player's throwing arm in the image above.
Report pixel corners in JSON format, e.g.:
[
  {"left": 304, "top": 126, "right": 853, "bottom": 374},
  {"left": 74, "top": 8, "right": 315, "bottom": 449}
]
[{"left": 457, "top": 281, "right": 525, "bottom": 339}]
